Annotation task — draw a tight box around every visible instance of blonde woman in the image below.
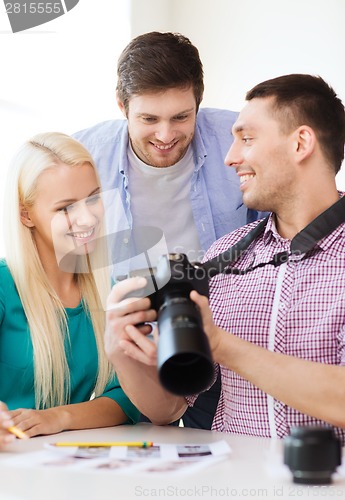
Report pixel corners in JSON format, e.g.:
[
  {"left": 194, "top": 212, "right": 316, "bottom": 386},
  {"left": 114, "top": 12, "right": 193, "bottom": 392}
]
[{"left": 0, "top": 132, "right": 139, "bottom": 439}]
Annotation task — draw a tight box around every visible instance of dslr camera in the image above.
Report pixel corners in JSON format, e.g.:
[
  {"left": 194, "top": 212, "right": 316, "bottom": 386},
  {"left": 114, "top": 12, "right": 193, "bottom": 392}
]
[{"left": 128, "top": 253, "right": 214, "bottom": 396}]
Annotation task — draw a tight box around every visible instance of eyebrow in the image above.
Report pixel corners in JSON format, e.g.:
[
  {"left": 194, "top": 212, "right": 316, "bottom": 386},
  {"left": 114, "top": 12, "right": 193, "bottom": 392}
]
[
  {"left": 232, "top": 123, "right": 257, "bottom": 136},
  {"left": 232, "top": 124, "right": 246, "bottom": 134},
  {"left": 137, "top": 107, "right": 195, "bottom": 118},
  {"left": 53, "top": 187, "right": 101, "bottom": 206}
]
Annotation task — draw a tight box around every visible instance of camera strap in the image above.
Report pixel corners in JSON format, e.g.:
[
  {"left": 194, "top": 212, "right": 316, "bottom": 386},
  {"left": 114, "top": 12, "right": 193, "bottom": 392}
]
[{"left": 202, "top": 195, "right": 345, "bottom": 277}]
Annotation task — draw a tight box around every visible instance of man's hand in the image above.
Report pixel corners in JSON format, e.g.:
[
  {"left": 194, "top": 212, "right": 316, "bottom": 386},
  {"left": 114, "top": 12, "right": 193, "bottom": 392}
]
[
  {"left": 105, "top": 277, "right": 158, "bottom": 366},
  {"left": 190, "top": 290, "right": 224, "bottom": 360}
]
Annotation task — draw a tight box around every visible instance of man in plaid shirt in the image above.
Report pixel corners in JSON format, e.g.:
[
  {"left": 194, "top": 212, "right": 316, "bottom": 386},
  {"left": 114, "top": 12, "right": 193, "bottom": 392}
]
[{"left": 105, "top": 73, "right": 345, "bottom": 442}]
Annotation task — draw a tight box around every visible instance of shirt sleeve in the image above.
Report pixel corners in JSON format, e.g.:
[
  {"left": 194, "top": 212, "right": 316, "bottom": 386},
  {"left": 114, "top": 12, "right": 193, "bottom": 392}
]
[
  {"left": 97, "top": 372, "right": 140, "bottom": 424},
  {"left": 185, "top": 363, "right": 219, "bottom": 407},
  {"left": 0, "top": 264, "right": 7, "bottom": 325}
]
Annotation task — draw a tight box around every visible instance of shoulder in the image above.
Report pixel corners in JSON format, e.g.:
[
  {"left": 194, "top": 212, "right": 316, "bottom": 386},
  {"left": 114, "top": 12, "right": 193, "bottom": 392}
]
[
  {"left": 72, "top": 119, "right": 127, "bottom": 147},
  {"left": 204, "top": 219, "right": 266, "bottom": 261},
  {"left": 197, "top": 107, "right": 239, "bottom": 131},
  {"left": 0, "top": 258, "right": 11, "bottom": 280},
  {"left": 0, "top": 259, "right": 15, "bottom": 306}
]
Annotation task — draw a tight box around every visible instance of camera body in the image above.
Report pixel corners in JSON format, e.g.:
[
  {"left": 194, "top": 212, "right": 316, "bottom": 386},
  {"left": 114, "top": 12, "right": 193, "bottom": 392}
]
[{"left": 130, "top": 253, "right": 214, "bottom": 396}]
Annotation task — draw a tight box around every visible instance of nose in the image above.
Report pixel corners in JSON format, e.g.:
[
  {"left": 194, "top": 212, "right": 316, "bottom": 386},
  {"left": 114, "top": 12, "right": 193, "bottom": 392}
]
[
  {"left": 74, "top": 201, "right": 97, "bottom": 227},
  {"left": 155, "top": 122, "right": 176, "bottom": 144},
  {"left": 224, "top": 139, "right": 242, "bottom": 168}
]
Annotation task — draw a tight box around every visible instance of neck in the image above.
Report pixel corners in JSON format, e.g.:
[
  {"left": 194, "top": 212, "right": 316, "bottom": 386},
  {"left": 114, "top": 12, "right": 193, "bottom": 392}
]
[
  {"left": 37, "top": 251, "right": 81, "bottom": 307},
  {"left": 275, "top": 185, "right": 340, "bottom": 240}
]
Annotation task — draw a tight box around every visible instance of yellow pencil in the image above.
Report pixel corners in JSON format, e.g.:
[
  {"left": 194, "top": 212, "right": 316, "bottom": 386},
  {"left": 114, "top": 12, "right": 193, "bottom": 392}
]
[
  {"left": 7, "top": 426, "right": 29, "bottom": 440},
  {"left": 52, "top": 441, "right": 154, "bottom": 448}
]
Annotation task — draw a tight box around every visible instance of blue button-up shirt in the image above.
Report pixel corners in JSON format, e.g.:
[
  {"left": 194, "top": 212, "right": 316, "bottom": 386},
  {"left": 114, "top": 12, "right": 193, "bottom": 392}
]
[{"left": 74, "top": 108, "right": 265, "bottom": 271}]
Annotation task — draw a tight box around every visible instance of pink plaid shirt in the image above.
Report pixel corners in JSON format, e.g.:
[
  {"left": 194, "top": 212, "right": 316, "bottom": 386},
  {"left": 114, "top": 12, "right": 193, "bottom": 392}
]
[{"left": 188, "top": 213, "right": 345, "bottom": 442}]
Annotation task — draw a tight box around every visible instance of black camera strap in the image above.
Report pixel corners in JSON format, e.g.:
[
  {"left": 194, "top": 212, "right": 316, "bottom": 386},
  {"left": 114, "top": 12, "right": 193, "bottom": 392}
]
[{"left": 202, "top": 196, "right": 345, "bottom": 277}]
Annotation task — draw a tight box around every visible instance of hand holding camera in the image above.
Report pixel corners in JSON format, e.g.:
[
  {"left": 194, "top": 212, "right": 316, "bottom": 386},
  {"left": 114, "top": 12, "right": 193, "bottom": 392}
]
[
  {"left": 105, "top": 276, "right": 158, "bottom": 367},
  {"left": 120, "top": 253, "right": 215, "bottom": 396}
]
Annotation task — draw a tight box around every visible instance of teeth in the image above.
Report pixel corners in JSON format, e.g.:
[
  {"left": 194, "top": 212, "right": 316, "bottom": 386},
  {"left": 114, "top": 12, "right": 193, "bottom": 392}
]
[
  {"left": 240, "top": 174, "right": 255, "bottom": 184},
  {"left": 70, "top": 228, "right": 94, "bottom": 238},
  {"left": 154, "top": 142, "right": 176, "bottom": 150}
]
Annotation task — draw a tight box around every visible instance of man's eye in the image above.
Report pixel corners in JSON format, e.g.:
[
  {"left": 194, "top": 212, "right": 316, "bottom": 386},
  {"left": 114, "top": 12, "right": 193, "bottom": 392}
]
[
  {"left": 142, "top": 117, "right": 156, "bottom": 123},
  {"left": 242, "top": 137, "right": 252, "bottom": 143}
]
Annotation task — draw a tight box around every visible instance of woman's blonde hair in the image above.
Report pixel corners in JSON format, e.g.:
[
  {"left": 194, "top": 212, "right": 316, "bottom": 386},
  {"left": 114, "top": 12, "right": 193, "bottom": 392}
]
[{"left": 4, "top": 132, "right": 113, "bottom": 408}]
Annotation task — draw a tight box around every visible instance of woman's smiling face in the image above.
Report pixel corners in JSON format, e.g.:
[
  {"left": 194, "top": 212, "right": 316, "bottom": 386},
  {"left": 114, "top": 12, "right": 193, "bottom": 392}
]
[{"left": 24, "top": 161, "right": 103, "bottom": 266}]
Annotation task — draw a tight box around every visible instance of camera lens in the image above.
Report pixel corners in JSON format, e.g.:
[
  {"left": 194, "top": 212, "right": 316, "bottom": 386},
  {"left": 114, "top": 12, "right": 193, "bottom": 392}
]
[
  {"left": 157, "top": 293, "right": 214, "bottom": 396},
  {"left": 284, "top": 426, "right": 342, "bottom": 484}
]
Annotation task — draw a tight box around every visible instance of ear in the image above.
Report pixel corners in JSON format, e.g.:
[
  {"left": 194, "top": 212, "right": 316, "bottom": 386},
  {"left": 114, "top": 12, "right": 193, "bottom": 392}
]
[
  {"left": 20, "top": 205, "right": 35, "bottom": 228},
  {"left": 292, "top": 125, "right": 316, "bottom": 162},
  {"left": 116, "top": 90, "right": 127, "bottom": 118}
]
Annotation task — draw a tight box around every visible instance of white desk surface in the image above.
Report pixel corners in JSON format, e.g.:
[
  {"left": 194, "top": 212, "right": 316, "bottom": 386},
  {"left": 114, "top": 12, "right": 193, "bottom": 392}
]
[{"left": 0, "top": 424, "right": 344, "bottom": 500}]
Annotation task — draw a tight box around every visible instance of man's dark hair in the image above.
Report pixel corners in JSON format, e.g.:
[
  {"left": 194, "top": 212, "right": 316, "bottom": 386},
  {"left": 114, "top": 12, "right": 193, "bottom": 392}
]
[
  {"left": 116, "top": 31, "right": 204, "bottom": 114},
  {"left": 246, "top": 74, "right": 345, "bottom": 174}
]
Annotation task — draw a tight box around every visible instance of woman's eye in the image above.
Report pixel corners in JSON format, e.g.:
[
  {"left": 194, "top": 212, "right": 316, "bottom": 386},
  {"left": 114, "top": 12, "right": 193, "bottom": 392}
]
[
  {"left": 58, "top": 203, "right": 75, "bottom": 214},
  {"left": 86, "top": 194, "right": 101, "bottom": 205}
]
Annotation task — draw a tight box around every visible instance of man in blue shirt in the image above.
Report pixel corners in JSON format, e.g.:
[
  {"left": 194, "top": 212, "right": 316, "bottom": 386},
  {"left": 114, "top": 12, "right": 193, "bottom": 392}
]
[{"left": 74, "top": 31, "right": 265, "bottom": 430}]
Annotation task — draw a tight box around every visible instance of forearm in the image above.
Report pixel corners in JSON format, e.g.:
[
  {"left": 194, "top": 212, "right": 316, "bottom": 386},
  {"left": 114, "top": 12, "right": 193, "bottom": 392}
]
[
  {"left": 216, "top": 331, "right": 345, "bottom": 427},
  {"left": 9, "top": 396, "right": 130, "bottom": 438},
  {"left": 48, "top": 396, "right": 128, "bottom": 431},
  {"left": 109, "top": 347, "right": 187, "bottom": 425}
]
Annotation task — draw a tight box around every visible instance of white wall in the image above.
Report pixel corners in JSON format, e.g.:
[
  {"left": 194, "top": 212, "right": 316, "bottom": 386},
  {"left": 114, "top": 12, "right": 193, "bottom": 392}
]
[
  {"left": 1, "top": 0, "right": 345, "bottom": 256},
  {"left": 131, "top": 0, "right": 345, "bottom": 188},
  {"left": 0, "top": 0, "right": 131, "bottom": 256}
]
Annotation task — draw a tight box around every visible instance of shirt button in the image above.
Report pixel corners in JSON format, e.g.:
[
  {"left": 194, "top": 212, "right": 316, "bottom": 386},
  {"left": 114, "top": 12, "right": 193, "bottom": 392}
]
[
  {"left": 274, "top": 401, "right": 282, "bottom": 410},
  {"left": 279, "top": 302, "right": 285, "bottom": 310},
  {"left": 123, "top": 238, "right": 129, "bottom": 244}
]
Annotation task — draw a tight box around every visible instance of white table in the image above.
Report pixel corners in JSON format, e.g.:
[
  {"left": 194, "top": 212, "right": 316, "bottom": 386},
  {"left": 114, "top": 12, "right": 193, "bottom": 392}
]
[{"left": 0, "top": 424, "right": 344, "bottom": 500}]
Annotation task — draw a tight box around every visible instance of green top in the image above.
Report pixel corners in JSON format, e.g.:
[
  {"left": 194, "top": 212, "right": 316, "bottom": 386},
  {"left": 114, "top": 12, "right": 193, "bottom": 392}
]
[{"left": 0, "top": 259, "right": 139, "bottom": 424}]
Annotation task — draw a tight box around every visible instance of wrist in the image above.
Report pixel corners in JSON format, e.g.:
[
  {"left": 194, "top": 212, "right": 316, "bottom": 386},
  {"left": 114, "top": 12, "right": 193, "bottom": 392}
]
[{"left": 48, "top": 406, "right": 71, "bottom": 432}]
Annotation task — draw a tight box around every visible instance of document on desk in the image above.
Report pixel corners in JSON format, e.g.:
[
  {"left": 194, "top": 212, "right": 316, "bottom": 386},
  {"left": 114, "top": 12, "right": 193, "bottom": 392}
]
[{"left": 2, "top": 440, "right": 231, "bottom": 476}]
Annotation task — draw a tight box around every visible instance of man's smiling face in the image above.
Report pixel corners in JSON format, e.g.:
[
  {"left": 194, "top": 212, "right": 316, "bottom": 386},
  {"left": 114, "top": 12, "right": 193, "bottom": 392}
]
[{"left": 125, "top": 86, "right": 197, "bottom": 168}]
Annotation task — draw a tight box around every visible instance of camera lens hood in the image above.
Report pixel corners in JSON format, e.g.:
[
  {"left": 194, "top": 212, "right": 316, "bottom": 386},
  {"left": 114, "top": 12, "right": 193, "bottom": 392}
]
[
  {"left": 284, "top": 426, "right": 342, "bottom": 484},
  {"left": 157, "top": 299, "right": 214, "bottom": 396}
]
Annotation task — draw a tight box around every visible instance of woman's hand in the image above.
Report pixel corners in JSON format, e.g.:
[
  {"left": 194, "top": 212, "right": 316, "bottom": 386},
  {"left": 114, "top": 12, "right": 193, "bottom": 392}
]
[
  {"left": 8, "top": 407, "right": 68, "bottom": 438},
  {"left": 105, "top": 277, "right": 158, "bottom": 366},
  {"left": 0, "top": 402, "right": 16, "bottom": 448}
]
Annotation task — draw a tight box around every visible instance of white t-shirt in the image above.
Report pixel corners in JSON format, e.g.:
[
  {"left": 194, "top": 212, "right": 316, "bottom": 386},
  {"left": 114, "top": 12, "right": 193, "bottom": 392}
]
[{"left": 127, "top": 143, "right": 202, "bottom": 270}]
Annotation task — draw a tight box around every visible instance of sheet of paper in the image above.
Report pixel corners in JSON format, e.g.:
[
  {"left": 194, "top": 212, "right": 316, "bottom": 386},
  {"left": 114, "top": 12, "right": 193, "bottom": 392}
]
[{"left": 2, "top": 441, "right": 231, "bottom": 476}]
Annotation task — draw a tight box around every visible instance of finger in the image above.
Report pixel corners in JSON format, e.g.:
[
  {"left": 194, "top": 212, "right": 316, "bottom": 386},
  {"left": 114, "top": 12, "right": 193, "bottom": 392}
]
[
  {"left": 121, "top": 324, "right": 157, "bottom": 362},
  {"left": 0, "top": 401, "right": 9, "bottom": 411},
  {"left": 107, "top": 277, "right": 148, "bottom": 305},
  {"left": 152, "top": 325, "right": 159, "bottom": 344},
  {"left": 137, "top": 324, "right": 154, "bottom": 336},
  {"left": 1, "top": 415, "right": 14, "bottom": 428},
  {"left": 120, "top": 338, "right": 157, "bottom": 366},
  {"left": 190, "top": 289, "right": 208, "bottom": 306},
  {"left": 106, "top": 294, "right": 154, "bottom": 321},
  {"left": 125, "top": 324, "right": 157, "bottom": 349},
  {"left": 108, "top": 309, "right": 157, "bottom": 329},
  {"left": 9, "top": 410, "right": 34, "bottom": 429},
  {"left": 0, "top": 404, "right": 14, "bottom": 427},
  {"left": 8, "top": 409, "right": 22, "bottom": 419},
  {"left": 2, "top": 433, "right": 16, "bottom": 445}
]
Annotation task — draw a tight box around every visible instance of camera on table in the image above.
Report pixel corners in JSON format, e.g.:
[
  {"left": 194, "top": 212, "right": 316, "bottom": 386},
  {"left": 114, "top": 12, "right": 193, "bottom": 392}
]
[
  {"left": 284, "top": 426, "right": 342, "bottom": 484},
  {"left": 128, "top": 253, "right": 214, "bottom": 396}
]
